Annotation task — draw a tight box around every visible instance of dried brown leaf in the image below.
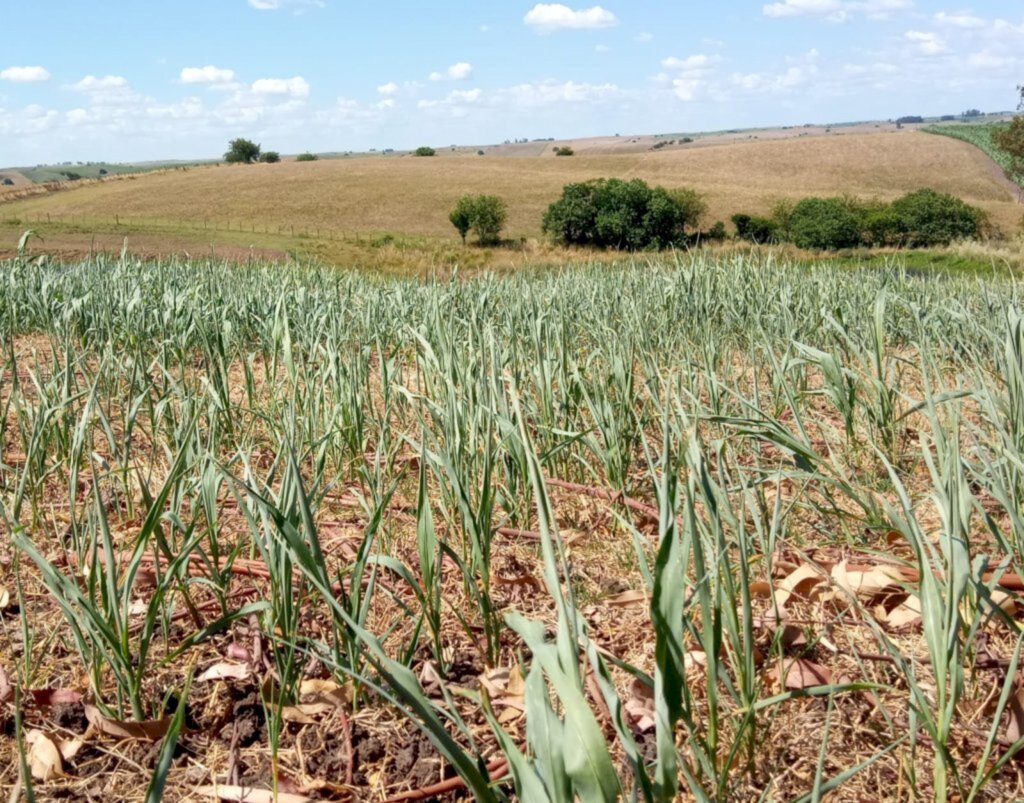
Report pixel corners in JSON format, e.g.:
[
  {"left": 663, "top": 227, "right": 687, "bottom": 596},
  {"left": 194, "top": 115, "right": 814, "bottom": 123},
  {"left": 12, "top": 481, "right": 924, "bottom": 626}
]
[
  {"left": 199, "top": 662, "right": 253, "bottom": 683},
  {"left": 770, "top": 659, "right": 833, "bottom": 690},
  {"left": 26, "top": 730, "right": 64, "bottom": 781},
  {"left": 195, "top": 786, "right": 312, "bottom": 803},
  {"left": 84, "top": 705, "right": 178, "bottom": 742},
  {"left": 606, "top": 590, "right": 647, "bottom": 607}
]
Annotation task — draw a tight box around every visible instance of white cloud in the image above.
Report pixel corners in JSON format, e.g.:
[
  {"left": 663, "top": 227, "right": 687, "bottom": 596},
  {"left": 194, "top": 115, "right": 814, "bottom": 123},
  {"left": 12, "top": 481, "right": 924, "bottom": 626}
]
[
  {"left": 495, "top": 80, "right": 621, "bottom": 108},
  {"left": 524, "top": 4, "right": 618, "bottom": 33},
  {"left": 763, "top": 0, "right": 911, "bottom": 21},
  {"left": 905, "top": 30, "right": 947, "bottom": 55},
  {"left": 377, "top": 81, "right": 399, "bottom": 96},
  {"left": 933, "top": 11, "right": 985, "bottom": 28},
  {"left": 635, "top": 32, "right": 653, "bottom": 43},
  {"left": 661, "top": 54, "right": 718, "bottom": 72},
  {"left": 251, "top": 76, "right": 310, "bottom": 97},
  {"left": 180, "top": 65, "right": 237, "bottom": 85},
  {"left": 247, "top": 0, "right": 324, "bottom": 10},
  {"left": 0, "top": 66, "right": 50, "bottom": 83},
  {"left": 71, "top": 75, "right": 129, "bottom": 93},
  {"left": 429, "top": 62, "right": 473, "bottom": 81}
]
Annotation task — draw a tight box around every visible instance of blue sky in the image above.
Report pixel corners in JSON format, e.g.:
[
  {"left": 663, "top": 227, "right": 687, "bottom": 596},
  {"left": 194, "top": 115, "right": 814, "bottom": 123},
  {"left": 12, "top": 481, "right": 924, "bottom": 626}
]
[{"left": 0, "top": 1, "right": 1020, "bottom": 165}]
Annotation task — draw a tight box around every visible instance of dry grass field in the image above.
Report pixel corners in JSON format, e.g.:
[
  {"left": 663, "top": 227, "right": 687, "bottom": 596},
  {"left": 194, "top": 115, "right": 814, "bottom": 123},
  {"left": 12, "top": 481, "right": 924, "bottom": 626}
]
[{"left": 1, "top": 129, "right": 1020, "bottom": 270}]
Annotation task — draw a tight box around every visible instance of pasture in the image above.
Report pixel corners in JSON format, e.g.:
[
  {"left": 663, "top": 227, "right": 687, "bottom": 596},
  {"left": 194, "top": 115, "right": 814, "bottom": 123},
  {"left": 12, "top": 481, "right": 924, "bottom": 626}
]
[
  {"left": 1, "top": 129, "right": 1020, "bottom": 272},
  {"left": 4, "top": 248, "right": 1024, "bottom": 800}
]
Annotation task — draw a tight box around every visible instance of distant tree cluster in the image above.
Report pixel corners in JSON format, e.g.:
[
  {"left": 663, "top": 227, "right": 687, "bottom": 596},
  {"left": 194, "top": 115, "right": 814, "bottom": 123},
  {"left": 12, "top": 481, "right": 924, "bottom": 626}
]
[
  {"left": 296, "top": 152, "right": 319, "bottom": 162},
  {"left": 414, "top": 146, "right": 437, "bottom": 157},
  {"left": 731, "top": 189, "right": 987, "bottom": 250},
  {"left": 553, "top": 146, "right": 574, "bottom": 156}
]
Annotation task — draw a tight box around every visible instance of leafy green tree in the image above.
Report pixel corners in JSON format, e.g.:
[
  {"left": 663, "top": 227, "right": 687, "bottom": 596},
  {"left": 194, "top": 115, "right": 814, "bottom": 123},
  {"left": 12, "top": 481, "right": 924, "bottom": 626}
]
[
  {"left": 414, "top": 146, "right": 437, "bottom": 157},
  {"left": 448, "top": 195, "right": 508, "bottom": 245},
  {"left": 449, "top": 196, "right": 475, "bottom": 245},
  {"left": 259, "top": 151, "right": 281, "bottom": 164},
  {"left": 296, "top": 152, "right": 319, "bottom": 162},
  {"left": 542, "top": 178, "right": 704, "bottom": 250},
  {"left": 471, "top": 195, "right": 508, "bottom": 245},
  {"left": 993, "top": 87, "right": 1024, "bottom": 184},
  {"left": 786, "top": 197, "right": 864, "bottom": 250},
  {"left": 731, "top": 213, "right": 778, "bottom": 245},
  {"left": 889, "top": 188, "right": 986, "bottom": 247},
  {"left": 224, "top": 138, "right": 261, "bottom": 164}
]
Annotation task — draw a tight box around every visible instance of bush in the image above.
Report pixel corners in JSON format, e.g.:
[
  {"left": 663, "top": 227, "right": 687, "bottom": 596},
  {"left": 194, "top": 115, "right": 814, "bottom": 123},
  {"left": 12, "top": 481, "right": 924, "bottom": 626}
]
[
  {"left": 449, "top": 194, "right": 508, "bottom": 245},
  {"left": 296, "top": 152, "right": 318, "bottom": 162},
  {"left": 889, "top": 188, "right": 986, "bottom": 247},
  {"left": 731, "top": 213, "right": 778, "bottom": 244},
  {"left": 786, "top": 197, "right": 864, "bottom": 250},
  {"left": 706, "top": 221, "right": 727, "bottom": 241},
  {"left": 542, "top": 178, "right": 705, "bottom": 250},
  {"left": 554, "top": 146, "right": 575, "bottom": 157},
  {"left": 414, "top": 146, "right": 436, "bottom": 157},
  {"left": 259, "top": 151, "right": 281, "bottom": 164}
]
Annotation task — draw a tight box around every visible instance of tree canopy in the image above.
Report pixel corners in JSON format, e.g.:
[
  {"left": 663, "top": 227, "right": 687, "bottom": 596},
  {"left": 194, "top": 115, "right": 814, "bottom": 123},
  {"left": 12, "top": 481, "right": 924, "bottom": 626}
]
[{"left": 224, "top": 138, "right": 261, "bottom": 164}]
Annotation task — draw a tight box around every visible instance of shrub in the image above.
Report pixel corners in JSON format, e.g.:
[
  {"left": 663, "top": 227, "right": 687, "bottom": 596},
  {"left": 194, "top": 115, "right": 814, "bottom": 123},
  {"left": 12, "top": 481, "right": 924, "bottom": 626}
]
[
  {"left": 863, "top": 207, "right": 904, "bottom": 247},
  {"left": 296, "top": 152, "right": 318, "bottom": 162},
  {"left": 259, "top": 151, "right": 281, "bottom": 164},
  {"left": 706, "top": 221, "right": 727, "bottom": 241},
  {"left": 786, "top": 197, "right": 864, "bottom": 250},
  {"left": 414, "top": 146, "right": 436, "bottom": 157},
  {"left": 731, "top": 213, "right": 778, "bottom": 244},
  {"left": 542, "top": 178, "right": 704, "bottom": 250},
  {"left": 449, "top": 194, "right": 508, "bottom": 245},
  {"left": 889, "top": 188, "right": 986, "bottom": 247},
  {"left": 554, "top": 146, "right": 574, "bottom": 157}
]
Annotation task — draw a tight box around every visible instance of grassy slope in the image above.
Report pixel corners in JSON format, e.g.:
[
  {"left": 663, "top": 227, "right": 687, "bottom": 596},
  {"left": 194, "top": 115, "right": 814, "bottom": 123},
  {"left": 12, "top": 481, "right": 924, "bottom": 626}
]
[
  {"left": 0, "top": 130, "right": 1019, "bottom": 270},
  {"left": 924, "top": 123, "right": 1020, "bottom": 186}
]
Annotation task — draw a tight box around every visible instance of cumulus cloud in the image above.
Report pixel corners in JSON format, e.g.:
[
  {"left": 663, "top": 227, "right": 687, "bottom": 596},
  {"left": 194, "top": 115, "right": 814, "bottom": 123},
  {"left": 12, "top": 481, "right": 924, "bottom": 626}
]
[
  {"left": 251, "top": 76, "right": 310, "bottom": 97},
  {"left": 377, "top": 81, "right": 399, "bottom": 95},
  {"left": 71, "top": 75, "right": 129, "bottom": 92},
  {"left": 933, "top": 11, "right": 985, "bottom": 28},
  {"left": 905, "top": 30, "right": 947, "bottom": 55},
  {"left": 180, "top": 65, "right": 236, "bottom": 85},
  {"left": 247, "top": 0, "right": 324, "bottom": 10},
  {"left": 763, "top": 0, "right": 911, "bottom": 21},
  {"left": 494, "top": 79, "right": 621, "bottom": 107},
  {"left": 429, "top": 62, "right": 473, "bottom": 81},
  {"left": 0, "top": 66, "right": 50, "bottom": 83},
  {"left": 524, "top": 4, "right": 618, "bottom": 33}
]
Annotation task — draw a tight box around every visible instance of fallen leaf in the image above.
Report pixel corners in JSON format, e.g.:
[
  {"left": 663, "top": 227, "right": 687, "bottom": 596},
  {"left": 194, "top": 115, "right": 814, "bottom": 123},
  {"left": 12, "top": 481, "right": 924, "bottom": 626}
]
[
  {"left": 749, "top": 581, "right": 774, "bottom": 599},
  {"left": 26, "top": 730, "right": 64, "bottom": 781},
  {"left": 831, "top": 561, "right": 904, "bottom": 600},
  {"left": 606, "top": 590, "right": 647, "bottom": 607},
  {"left": 299, "top": 678, "right": 351, "bottom": 708},
  {"left": 770, "top": 659, "right": 833, "bottom": 690},
  {"left": 85, "top": 705, "right": 179, "bottom": 742},
  {"left": 280, "top": 703, "right": 334, "bottom": 724},
  {"left": 1008, "top": 683, "right": 1024, "bottom": 743},
  {"left": 624, "top": 679, "right": 656, "bottom": 733},
  {"left": 0, "top": 586, "right": 10, "bottom": 610},
  {"left": 886, "top": 595, "right": 923, "bottom": 629},
  {"left": 0, "top": 666, "right": 10, "bottom": 703},
  {"left": 199, "top": 662, "right": 253, "bottom": 683},
  {"left": 195, "top": 786, "right": 312, "bottom": 803},
  {"left": 29, "top": 688, "right": 83, "bottom": 707},
  {"left": 774, "top": 564, "right": 827, "bottom": 608}
]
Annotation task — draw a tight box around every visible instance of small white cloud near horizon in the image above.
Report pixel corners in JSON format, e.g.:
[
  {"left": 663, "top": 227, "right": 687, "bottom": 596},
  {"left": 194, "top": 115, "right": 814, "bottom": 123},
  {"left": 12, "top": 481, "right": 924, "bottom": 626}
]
[
  {"left": 430, "top": 62, "right": 473, "bottom": 81},
  {"left": 524, "top": 4, "right": 618, "bottom": 33},
  {"left": 251, "top": 76, "right": 310, "bottom": 97},
  {"left": 247, "top": 0, "right": 324, "bottom": 10},
  {"left": 377, "top": 81, "right": 399, "bottom": 95},
  {"left": 1, "top": 66, "right": 51, "bottom": 83},
  {"left": 180, "top": 66, "right": 236, "bottom": 85}
]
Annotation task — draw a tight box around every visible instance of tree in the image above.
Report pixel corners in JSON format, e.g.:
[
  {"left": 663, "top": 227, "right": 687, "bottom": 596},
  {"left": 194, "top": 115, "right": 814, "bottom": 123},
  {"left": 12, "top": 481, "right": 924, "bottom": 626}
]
[
  {"left": 259, "top": 151, "right": 281, "bottom": 164},
  {"left": 785, "top": 197, "right": 864, "bottom": 250},
  {"left": 554, "top": 146, "right": 574, "bottom": 156},
  {"left": 224, "top": 138, "right": 261, "bottom": 164},
  {"left": 542, "top": 178, "right": 705, "bottom": 250},
  {"left": 449, "top": 196, "right": 474, "bottom": 244},
  {"left": 888, "top": 188, "right": 986, "bottom": 247},
  {"left": 414, "top": 146, "right": 436, "bottom": 157},
  {"left": 296, "top": 152, "right": 319, "bottom": 162},
  {"left": 449, "top": 195, "right": 508, "bottom": 245}
]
